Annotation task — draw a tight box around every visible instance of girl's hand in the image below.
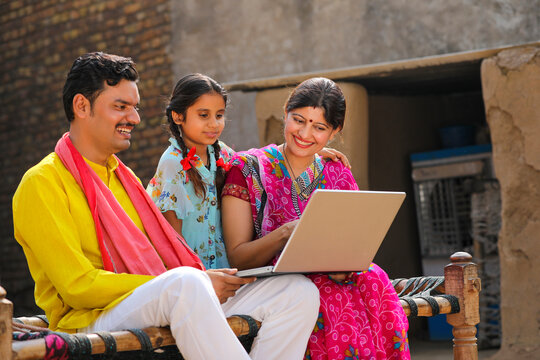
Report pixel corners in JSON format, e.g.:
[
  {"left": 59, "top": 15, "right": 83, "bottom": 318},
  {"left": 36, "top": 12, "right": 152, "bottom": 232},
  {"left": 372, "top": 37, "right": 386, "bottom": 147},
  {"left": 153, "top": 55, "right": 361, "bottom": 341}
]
[
  {"left": 328, "top": 272, "right": 353, "bottom": 282},
  {"left": 206, "top": 268, "right": 255, "bottom": 303},
  {"left": 318, "top": 148, "right": 351, "bottom": 169}
]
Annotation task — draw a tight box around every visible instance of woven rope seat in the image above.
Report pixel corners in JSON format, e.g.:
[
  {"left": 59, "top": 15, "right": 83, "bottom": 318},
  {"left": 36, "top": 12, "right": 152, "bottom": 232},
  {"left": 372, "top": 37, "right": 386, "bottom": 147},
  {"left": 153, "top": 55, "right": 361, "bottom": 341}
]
[
  {"left": 2, "top": 252, "right": 481, "bottom": 360},
  {"left": 392, "top": 276, "right": 460, "bottom": 317},
  {"left": 11, "top": 314, "right": 259, "bottom": 360}
]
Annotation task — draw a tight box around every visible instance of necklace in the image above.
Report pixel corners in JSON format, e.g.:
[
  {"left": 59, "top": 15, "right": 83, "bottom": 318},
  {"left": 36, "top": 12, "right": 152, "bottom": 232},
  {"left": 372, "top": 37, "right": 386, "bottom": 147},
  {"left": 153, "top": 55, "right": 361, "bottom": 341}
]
[
  {"left": 283, "top": 144, "right": 313, "bottom": 201},
  {"left": 283, "top": 144, "right": 298, "bottom": 181}
]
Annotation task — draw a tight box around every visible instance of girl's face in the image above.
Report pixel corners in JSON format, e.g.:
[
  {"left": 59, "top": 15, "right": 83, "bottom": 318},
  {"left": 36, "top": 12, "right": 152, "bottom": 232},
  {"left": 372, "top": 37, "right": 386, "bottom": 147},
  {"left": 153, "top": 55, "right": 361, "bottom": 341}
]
[
  {"left": 173, "top": 93, "right": 226, "bottom": 151},
  {"left": 283, "top": 106, "right": 340, "bottom": 159}
]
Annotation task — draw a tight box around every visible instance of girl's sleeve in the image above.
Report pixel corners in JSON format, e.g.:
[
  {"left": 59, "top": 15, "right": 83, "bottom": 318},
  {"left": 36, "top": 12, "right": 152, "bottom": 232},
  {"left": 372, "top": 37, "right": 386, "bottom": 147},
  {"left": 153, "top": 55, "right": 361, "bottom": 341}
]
[{"left": 146, "top": 154, "right": 195, "bottom": 219}]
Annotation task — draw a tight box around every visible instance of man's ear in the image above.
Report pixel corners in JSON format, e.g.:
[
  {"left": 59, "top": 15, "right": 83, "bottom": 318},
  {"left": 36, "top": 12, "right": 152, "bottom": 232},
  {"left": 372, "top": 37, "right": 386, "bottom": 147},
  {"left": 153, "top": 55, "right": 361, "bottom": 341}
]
[
  {"left": 172, "top": 111, "right": 184, "bottom": 125},
  {"left": 72, "top": 94, "right": 91, "bottom": 119}
]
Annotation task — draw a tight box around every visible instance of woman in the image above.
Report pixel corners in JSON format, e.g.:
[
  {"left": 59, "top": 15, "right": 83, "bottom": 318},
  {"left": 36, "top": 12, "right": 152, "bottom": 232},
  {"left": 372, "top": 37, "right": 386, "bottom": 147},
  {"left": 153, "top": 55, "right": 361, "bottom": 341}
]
[{"left": 222, "top": 77, "right": 410, "bottom": 359}]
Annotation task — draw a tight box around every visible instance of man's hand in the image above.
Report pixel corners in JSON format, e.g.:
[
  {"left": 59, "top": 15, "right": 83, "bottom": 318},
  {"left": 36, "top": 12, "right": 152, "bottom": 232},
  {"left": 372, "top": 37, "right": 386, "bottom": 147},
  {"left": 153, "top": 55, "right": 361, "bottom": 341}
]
[{"left": 206, "top": 268, "right": 256, "bottom": 303}]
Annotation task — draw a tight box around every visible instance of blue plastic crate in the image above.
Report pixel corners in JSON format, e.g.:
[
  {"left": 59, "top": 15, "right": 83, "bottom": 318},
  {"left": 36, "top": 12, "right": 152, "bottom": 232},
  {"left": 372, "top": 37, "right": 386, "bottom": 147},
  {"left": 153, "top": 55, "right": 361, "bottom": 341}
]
[{"left": 427, "top": 314, "right": 453, "bottom": 340}]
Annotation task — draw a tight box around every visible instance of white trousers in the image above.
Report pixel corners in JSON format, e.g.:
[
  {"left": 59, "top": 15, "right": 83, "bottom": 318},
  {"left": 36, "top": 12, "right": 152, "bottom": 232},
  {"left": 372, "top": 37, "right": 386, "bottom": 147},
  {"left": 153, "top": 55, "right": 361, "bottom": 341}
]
[{"left": 84, "top": 267, "right": 319, "bottom": 360}]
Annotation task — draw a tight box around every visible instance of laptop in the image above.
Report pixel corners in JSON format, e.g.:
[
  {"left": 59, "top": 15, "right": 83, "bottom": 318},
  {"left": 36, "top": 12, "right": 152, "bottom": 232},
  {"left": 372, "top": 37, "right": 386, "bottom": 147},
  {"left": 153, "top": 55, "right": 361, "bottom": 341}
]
[{"left": 236, "top": 189, "right": 406, "bottom": 277}]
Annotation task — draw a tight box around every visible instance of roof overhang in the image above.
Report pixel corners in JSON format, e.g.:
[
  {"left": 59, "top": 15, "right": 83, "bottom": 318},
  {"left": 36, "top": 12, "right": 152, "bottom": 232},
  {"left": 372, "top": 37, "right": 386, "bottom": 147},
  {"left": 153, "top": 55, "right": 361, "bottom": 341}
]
[{"left": 225, "top": 41, "right": 540, "bottom": 95}]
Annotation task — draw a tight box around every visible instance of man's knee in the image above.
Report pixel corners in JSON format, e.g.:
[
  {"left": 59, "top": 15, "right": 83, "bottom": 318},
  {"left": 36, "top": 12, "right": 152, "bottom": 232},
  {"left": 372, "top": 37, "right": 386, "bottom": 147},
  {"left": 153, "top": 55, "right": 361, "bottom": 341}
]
[
  {"left": 156, "top": 267, "right": 213, "bottom": 298},
  {"left": 292, "top": 275, "right": 319, "bottom": 313}
]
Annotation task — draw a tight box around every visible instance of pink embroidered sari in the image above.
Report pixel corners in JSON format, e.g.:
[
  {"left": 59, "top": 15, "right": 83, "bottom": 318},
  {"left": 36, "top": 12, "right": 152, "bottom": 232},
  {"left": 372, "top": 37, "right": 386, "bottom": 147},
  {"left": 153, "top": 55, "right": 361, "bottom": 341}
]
[{"left": 228, "top": 145, "right": 410, "bottom": 360}]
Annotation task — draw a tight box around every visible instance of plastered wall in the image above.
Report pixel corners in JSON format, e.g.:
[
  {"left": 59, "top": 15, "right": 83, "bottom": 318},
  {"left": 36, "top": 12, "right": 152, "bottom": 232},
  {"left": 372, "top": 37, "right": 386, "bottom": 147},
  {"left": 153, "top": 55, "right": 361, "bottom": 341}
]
[{"left": 481, "top": 46, "right": 540, "bottom": 359}]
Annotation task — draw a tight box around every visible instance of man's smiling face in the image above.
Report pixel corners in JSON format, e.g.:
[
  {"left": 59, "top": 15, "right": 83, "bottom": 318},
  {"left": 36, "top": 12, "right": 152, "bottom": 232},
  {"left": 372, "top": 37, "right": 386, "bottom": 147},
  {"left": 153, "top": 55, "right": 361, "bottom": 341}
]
[{"left": 84, "top": 79, "right": 141, "bottom": 159}]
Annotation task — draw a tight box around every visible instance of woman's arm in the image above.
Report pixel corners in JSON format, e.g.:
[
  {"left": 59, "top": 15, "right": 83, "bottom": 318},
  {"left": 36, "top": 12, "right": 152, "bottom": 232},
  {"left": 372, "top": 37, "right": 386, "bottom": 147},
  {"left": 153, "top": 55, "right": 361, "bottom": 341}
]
[{"left": 222, "top": 195, "right": 298, "bottom": 270}]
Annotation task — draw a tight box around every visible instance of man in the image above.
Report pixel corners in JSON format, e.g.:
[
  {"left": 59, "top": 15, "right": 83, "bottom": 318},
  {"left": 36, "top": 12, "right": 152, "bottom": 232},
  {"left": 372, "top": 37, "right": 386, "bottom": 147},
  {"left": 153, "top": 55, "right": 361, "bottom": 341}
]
[{"left": 12, "top": 52, "right": 319, "bottom": 360}]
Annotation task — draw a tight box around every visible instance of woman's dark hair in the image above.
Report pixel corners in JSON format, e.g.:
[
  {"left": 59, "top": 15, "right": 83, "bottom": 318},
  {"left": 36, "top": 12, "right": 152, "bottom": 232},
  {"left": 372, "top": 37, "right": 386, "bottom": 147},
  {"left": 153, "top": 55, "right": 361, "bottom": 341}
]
[
  {"left": 285, "top": 77, "right": 346, "bottom": 130},
  {"left": 62, "top": 52, "right": 139, "bottom": 122},
  {"left": 166, "top": 73, "right": 228, "bottom": 204}
]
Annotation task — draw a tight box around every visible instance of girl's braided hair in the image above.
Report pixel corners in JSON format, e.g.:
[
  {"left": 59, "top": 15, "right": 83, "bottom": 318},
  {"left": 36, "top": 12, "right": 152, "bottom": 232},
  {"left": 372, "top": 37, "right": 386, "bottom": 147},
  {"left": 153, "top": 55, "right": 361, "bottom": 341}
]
[{"left": 166, "top": 73, "right": 228, "bottom": 205}]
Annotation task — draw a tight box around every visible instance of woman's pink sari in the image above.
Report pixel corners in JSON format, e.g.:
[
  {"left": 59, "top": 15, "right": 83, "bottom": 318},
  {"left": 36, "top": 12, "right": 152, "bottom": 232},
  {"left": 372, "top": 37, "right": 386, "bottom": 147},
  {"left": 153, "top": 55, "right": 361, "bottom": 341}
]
[{"left": 230, "top": 145, "right": 410, "bottom": 360}]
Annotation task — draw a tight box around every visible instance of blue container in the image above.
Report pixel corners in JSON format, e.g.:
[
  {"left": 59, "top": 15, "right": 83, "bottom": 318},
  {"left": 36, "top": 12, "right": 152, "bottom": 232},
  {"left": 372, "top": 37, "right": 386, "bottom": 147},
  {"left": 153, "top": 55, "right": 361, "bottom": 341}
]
[
  {"left": 438, "top": 125, "right": 475, "bottom": 148},
  {"left": 427, "top": 315, "right": 454, "bottom": 340}
]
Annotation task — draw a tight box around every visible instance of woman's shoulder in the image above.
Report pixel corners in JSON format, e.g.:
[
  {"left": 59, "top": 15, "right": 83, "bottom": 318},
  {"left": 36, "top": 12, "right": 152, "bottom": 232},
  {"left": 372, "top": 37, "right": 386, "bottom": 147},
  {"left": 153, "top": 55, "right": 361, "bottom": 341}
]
[
  {"left": 320, "top": 158, "right": 358, "bottom": 190},
  {"left": 320, "top": 156, "right": 351, "bottom": 173},
  {"left": 235, "top": 144, "right": 279, "bottom": 158},
  {"left": 217, "top": 141, "right": 235, "bottom": 160},
  {"left": 231, "top": 144, "right": 278, "bottom": 166}
]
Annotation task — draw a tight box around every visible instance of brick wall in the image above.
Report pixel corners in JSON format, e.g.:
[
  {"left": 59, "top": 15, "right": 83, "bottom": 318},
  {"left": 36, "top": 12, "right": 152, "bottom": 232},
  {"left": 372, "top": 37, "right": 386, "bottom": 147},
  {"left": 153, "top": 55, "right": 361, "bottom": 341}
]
[{"left": 0, "top": 0, "right": 173, "bottom": 315}]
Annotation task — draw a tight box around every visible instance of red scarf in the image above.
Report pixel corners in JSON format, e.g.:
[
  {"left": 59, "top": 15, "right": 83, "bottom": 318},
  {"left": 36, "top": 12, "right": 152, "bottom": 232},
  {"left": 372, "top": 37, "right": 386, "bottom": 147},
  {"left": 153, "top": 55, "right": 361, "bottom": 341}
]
[{"left": 55, "top": 133, "right": 204, "bottom": 275}]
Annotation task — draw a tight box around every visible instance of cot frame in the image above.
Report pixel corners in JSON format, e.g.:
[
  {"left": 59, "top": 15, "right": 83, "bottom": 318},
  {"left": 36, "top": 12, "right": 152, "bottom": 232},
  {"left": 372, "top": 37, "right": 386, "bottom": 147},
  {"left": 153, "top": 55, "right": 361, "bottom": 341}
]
[{"left": 1, "top": 251, "right": 480, "bottom": 360}]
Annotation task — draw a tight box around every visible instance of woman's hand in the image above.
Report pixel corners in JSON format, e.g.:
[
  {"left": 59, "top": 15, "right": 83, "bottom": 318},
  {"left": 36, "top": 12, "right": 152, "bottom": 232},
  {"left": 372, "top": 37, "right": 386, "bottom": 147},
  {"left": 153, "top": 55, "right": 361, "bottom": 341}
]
[
  {"left": 318, "top": 148, "right": 351, "bottom": 169},
  {"left": 276, "top": 219, "right": 300, "bottom": 248},
  {"left": 328, "top": 272, "right": 353, "bottom": 283},
  {"left": 206, "top": 268, "right": 255, "bottom": 303},
  {"left": 222, "top": 196, "right": 300, "bottom": 270}
]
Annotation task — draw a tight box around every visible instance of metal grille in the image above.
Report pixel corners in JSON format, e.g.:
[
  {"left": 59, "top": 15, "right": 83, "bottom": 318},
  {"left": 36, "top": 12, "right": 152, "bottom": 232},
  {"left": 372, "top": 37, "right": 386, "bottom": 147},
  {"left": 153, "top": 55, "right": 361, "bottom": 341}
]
[
  {"left": 414, "top": 176, "right": 474, "bottom": 256},
  {"left": 471, "top": 181, "right": 501, "bottom": 348}
]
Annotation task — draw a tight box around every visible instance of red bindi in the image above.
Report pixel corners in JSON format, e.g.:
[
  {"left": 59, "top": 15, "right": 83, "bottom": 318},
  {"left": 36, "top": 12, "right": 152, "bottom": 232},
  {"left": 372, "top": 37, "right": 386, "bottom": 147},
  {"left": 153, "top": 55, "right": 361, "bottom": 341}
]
[{"left": 309, "top": 119, "right": 313, "bottom": 123}]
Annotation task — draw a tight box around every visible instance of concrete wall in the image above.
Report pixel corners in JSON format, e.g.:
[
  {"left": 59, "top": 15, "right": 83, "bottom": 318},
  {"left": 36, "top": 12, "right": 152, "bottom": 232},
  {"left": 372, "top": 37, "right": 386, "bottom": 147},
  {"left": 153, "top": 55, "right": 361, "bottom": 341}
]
[
  {"left": 170, "top": 0, "right": 539, "bottom": 81},
  {"left": 481, "top": 46, "right": 540, "bottom": 359},
  {"left": 168, "top": 0, "right": 539, "bottom": 151}
]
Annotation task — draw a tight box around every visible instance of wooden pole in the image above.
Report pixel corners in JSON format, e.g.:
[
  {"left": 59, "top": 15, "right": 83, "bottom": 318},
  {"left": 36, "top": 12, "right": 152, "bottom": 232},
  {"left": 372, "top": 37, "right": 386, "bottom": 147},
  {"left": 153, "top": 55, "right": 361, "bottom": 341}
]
[
  {"left": 445, "top": 252, "right": 481, "bottom": 360},
  {"left": 0, "top": 286, "right": 14, "bottom": 360},
  {"left": 400, "top": 296, "right": 454, "bottom": 317}
]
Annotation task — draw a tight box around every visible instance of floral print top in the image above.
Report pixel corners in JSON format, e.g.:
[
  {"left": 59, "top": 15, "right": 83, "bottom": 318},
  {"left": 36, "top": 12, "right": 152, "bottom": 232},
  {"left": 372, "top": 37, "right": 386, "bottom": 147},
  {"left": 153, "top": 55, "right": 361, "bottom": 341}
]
[{"left": 146, "top": 138, "right": 234, "bottom": 269}]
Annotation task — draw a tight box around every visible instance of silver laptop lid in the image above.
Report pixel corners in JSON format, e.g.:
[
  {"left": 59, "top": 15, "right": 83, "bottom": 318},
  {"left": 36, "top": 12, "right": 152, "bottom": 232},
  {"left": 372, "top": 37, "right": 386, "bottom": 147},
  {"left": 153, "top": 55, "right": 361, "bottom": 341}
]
[{"left": 273, "top": 190, "right": 405, "bottom": 273}]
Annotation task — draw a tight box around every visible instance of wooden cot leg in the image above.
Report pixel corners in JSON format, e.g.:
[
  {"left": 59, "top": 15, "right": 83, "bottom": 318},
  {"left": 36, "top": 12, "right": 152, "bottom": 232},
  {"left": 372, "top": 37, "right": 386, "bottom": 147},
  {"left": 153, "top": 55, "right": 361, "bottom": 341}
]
[
  {"left": 0, "top": 286, "right": 14, "bottom": 360},
  {"left": 445, "top": 252, "right": 481, "bottom": 360}
]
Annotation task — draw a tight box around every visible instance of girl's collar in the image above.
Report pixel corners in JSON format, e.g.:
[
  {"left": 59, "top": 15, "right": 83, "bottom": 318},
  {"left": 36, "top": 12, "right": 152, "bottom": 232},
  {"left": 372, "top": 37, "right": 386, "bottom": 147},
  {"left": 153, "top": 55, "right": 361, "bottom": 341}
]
[{"left": 170, "top": 137, "right": 219, "bottom": 178}]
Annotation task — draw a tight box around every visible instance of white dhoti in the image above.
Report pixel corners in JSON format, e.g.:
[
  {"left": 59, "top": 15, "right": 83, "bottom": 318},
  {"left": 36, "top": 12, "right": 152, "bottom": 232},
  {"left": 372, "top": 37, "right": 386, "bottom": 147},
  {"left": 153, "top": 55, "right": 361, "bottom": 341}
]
[{"left": 83, "top": 267, "right": 319, "bottom": 360}]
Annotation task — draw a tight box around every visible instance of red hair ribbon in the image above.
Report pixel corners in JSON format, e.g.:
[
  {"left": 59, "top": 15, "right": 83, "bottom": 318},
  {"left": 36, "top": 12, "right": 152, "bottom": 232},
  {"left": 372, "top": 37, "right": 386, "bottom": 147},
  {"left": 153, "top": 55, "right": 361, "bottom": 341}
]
[
  {"left": 216, "top": 157, "right": 231, "bottom": 172},
  {"left": 180, "top": 147, "right": 197, "bottom": 171}
]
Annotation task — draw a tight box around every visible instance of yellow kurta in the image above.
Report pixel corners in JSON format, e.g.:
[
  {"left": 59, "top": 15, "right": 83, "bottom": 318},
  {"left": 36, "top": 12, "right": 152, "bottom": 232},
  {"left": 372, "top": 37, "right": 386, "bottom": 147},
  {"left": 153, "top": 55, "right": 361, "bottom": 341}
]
[{"left": 12, "top": 152, "right": 155, "bottom": 332}]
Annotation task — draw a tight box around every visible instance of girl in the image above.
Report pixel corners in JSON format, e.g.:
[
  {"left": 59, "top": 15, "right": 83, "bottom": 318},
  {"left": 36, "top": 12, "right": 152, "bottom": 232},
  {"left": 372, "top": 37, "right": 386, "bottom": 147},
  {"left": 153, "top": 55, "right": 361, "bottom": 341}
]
[
  {"left": 147, "top": 74, "right": 232, "bottom": 269},
  {"left": 221, "top": 77, "right": 410, "bottom": 359},
  {"left": 147, "top": 74, "right": 348, "bottom": 269}
]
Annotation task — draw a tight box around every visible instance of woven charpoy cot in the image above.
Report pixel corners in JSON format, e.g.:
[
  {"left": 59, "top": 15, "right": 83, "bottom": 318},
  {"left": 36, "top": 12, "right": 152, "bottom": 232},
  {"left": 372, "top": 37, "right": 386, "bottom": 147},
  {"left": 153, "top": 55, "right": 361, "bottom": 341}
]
[{"left": 1, "top": 252, "right": 481, "bottom": 360}]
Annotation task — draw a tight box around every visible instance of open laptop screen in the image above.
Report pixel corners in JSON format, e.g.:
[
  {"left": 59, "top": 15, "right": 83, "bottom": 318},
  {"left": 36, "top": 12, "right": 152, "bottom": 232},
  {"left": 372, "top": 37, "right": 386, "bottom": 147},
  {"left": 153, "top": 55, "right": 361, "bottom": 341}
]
[{"left": 236, "top": 190, "right": 405, "bottom": 277}]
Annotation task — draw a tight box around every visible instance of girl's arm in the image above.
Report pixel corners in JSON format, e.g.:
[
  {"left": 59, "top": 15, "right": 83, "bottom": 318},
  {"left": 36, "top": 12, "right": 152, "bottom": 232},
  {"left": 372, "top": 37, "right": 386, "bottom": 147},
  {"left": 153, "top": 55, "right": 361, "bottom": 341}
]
[
  {"left": 222, "top": 195, "right": 298, "bottom": 270},
  {"left": 318, "top": 147, "right": 351, "bottom": 168},
  {"left": 162, "top": 210, "right": 183, "bottom": 237}
]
